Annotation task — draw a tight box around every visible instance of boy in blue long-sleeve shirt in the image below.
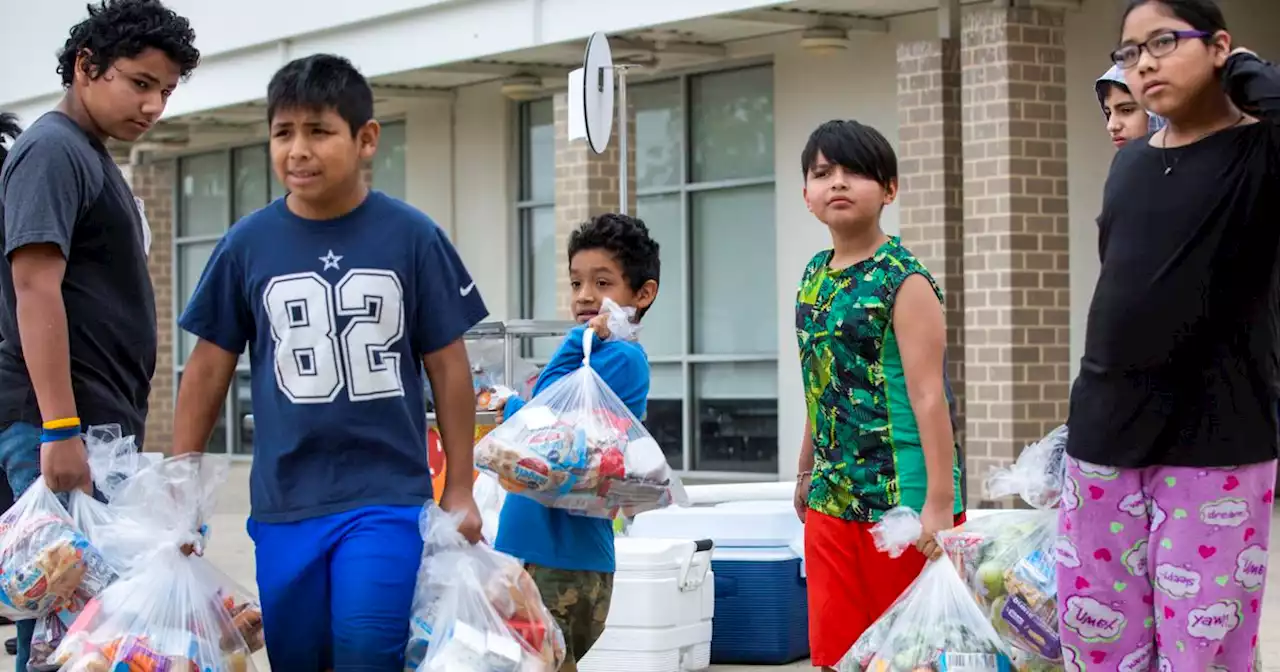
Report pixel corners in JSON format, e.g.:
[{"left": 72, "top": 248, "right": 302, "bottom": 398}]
[{"left": 495, "top": 213, "right": 660, "bottom": 671}]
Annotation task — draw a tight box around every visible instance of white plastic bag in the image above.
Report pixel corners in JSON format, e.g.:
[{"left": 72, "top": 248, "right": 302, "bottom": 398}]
[
  {"left": 0, "top": 479, "right": 115, "bottom": 624},
  {"left": 940, "top": 511, "right": 1062, "bottom": 671},
  {"left": 49, "top": 454, "right": 263, "bottom": 671},
  {"left": 839, "top": 507, "right": 1015, "bottom": 672},
  {"left": 29, "top": 426, "right": 145, "bottom": 668},
  {"left": 468, "top": 340, "right": 540, "bottom": 412},
  {"left": 474, "top": 327, "right": 686, "bottom": 518},
  {"left": 406, "top": 504, "right": 564, "bottom": 672},
  {"left": 984, "top": 425, "right": 1067, "bottom": 510},
  {"left": 473, "top": 472, "right": 508, "bottom": 543}
]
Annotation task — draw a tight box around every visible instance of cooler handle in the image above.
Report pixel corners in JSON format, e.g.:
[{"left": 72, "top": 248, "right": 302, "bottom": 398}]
[{"left": 678, "top": 538, "right": 714, "bottom": 592}]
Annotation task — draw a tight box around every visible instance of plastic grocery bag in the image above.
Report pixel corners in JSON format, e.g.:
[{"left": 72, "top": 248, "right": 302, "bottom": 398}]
[
  {"left": 29, "top": 426, "right": 147, "bottom": 668},
  {"left": 985, "top": 425, "right": 1068, "bottom": 510},
  {"left": 0, "top": 474, "right": 115, "bottom": 625},
  {"left": 49, "top": 453, "right": 262, "bottom": 672},
  {"left": 406, "top": 503, "right": 564, "bottom": 672},
  {"left": 473, "top": 472, "right": 508, "bottom": 543},
  {"left": 940, "top": 512, "right": 1062, "bottom": 671},
  {"left": 839, "top": 508, "right": 1015, "bottom": 672},
  {"left": 474, "top": 314, "right": 686, "bottom": 518}
]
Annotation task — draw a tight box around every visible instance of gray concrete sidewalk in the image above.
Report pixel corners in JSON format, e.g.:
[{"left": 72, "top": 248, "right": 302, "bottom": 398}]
[{"left": 1, "top": 463, "right": 1275, "bottom": 671}]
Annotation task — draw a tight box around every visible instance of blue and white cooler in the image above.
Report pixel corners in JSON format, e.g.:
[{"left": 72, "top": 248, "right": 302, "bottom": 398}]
[{"left": 628, "top": 500, "right": 809, "bottom": 665}]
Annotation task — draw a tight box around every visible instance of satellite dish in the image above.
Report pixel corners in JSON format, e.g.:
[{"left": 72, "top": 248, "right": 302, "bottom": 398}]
[{"left": 582, "top": 31, "right": 615, "bottom": 155}]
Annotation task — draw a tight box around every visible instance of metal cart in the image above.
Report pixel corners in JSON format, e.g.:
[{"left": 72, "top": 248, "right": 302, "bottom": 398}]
[{"left": 427, "top": 319, "right": 577, "bottom": 430}]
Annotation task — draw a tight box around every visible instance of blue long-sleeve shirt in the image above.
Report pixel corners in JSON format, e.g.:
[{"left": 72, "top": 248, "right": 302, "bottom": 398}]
[{"left": 493, "top": 325, "right": 649, "bottom": 573}]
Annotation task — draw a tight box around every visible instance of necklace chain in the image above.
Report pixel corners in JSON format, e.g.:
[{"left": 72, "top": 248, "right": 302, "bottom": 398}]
[{"left": 1161, "top": 114, "right": 1247, "bottom": 175}]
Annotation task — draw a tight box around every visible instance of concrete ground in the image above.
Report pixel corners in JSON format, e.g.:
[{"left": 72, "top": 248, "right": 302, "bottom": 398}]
[{"left": 0, "top": 463, "right": 1275, "bottom": 671}]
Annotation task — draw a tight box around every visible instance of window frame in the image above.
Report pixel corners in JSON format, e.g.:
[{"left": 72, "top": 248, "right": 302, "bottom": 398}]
[{"left": 513, "top": 64, "right": 779, "bottom": 479}]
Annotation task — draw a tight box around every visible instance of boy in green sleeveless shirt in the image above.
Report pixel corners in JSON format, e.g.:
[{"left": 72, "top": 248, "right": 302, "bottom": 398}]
[{"left": 792, "top": 120, "right": 964, "bottom": 670}]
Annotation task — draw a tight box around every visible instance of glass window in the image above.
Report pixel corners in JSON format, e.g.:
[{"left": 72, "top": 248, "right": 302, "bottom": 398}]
[
  {"left": 691, "top": 184, "right": 777, "bottom": 355},
  {"left": 634, "top": 79, "right": 683, "bottom": 190},
  {"left": 232, "top": 371, "right": 254, "bottom": 455},
  {"left": 526, "top": 206, "right": 559, "bottom": 321},
  {"left": 635, "top": 194, "right": 682, "bottom": 357},
  {"left": 692, "top": 362, "right": 778, "bottom": 473},
  {"left": 177, "top": 242, "right": 216, "bottom": 364},
  {"left": 178, "top": 152, "right": 229, "bottom": 237},
  {"left": 690, "top": 67, "right": 775, "bottom": 183},
  {"left": 523, "top": 100, "right": 556, "bottom": 204},
  {"left": 374, "top": 121, "right": 407, "bottom": 200},
  {"left": 232, "top": 145, "right": 269, "bottom": 221}
]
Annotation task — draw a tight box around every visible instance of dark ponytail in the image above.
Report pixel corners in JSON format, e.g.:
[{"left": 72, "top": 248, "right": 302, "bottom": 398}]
[{"left": 1121, "top": 0, "right": 1227, "bottom": 38}]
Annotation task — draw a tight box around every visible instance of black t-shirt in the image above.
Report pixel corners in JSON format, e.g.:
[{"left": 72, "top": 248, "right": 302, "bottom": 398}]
[
  {"left": 0, "top": 112, "right": 157, "bottom": 446},
  {"left": 1069, "top": 77, "right": 1280, "bottom": 469}
]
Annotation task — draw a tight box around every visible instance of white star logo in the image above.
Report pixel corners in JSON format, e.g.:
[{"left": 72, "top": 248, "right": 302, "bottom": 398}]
[{"left": 319, "top": 250, "right": 343, "bottom": 271}]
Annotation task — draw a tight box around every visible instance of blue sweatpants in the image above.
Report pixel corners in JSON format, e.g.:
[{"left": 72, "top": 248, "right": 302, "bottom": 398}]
[{"left": 248, "top": 504, "right": 424, "bottom": 671}]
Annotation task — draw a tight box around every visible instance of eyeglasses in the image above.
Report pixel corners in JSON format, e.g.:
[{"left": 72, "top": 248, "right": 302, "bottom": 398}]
[{"left": 1111, "top": 30, "right": 1210, "bottom": 69}]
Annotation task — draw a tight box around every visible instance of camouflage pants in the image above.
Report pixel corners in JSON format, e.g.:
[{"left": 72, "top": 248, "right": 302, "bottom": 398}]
[{"left": 524, "top": 564, "right": 613, "bottom": 672}]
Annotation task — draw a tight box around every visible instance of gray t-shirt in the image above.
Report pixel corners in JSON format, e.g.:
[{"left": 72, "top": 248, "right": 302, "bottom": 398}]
[{"left": 0, "top": 112, "right": 156, "bottom": 445}]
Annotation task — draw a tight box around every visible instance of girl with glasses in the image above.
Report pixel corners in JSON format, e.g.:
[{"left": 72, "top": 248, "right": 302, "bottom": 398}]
[{"left": 1058, "top": 0, "right": 1279, "bottom": 670}]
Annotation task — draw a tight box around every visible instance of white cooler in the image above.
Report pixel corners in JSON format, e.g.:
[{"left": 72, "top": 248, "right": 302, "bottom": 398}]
[{"left": 578, "top": 537, "right": 715, "bottom": 672}]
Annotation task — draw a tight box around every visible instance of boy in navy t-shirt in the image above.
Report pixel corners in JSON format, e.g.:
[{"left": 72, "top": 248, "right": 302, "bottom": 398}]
[
  {"left": 172, "top": 54, "right": 487, "bottom": 669},
  {"left": 495, "top": 213, "right": 660, "bottom": 670}
]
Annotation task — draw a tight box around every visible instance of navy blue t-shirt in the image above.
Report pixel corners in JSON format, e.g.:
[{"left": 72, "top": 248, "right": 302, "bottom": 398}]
[{"left": 179, "top": 191, "right": 488, "bottom": 522}]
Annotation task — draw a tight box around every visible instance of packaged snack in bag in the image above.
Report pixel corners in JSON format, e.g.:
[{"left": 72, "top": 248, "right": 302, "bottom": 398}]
[
  {"left": 984, "top": 425, "right": 1067, "bottom": 510},
  {"left": 29, "top": 426, "right": 148, "bottom": 669},
  {"left": 407, "top": 503, "right": 564, "bottom": 672},
  {"left": 50, "top": 453, "right": 260, "bottom": 671},
  {"left": 839, "top": 508, "right": 1015, "bottom": 672},
  {"left": 940, "top": 512, "right": 1061, "bottom": 671},
  {"left": 0, "top": 476, "right": 115, "bottom": 624},
  {"left": 474, "top": 310, "right": 686, "bottom": 518}
]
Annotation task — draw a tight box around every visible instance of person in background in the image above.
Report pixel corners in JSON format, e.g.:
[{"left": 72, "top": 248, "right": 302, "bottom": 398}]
[
  {"left": 1096, "top": 64, "right": 1168, "bottom": 148},
  {"left": 792, "top": 119, "right": 965, "bottom": 671},
  {"left": 0, "top": 2, "right": 199, "bottom": 667},
  {"left": 494, "top": 213, "right": 660, "bottom": 672},
  {"left": 172, "top": 53, "right": 486, "bottom": 669},
  {"left": 1059, "top": 0, "right": 1279, "bottom": 669},
  {"left": 0, "top": 111, "right": 20, "bottom": 649}
]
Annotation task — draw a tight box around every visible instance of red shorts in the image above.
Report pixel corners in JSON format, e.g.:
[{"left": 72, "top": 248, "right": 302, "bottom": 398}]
[{"left": 804, "top": 509, "right": 966, "bottom": 667}]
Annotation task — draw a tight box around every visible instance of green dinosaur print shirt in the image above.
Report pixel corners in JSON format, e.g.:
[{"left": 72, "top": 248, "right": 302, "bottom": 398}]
[{"left": 795, "top": 237, "right": 964, "bottom": 523}]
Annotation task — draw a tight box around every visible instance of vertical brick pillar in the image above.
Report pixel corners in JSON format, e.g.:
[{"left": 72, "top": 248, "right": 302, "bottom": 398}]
[
  {"left": 961, "top": 6, "right": 1071, "bottom": 503},
  {"left": 551, "top": 92, "right": 635, "bottom": 313},
  {"left": 896, "top": 38, "right": 966, "bottom": 449},
  {"left": 129, "top": 159, "right": 176, "bottom": 452}
]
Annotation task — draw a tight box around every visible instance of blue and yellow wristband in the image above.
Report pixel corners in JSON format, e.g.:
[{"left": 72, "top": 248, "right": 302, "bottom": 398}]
[{"left": 41, "top": 417, "right": 82, "bottom": 443}]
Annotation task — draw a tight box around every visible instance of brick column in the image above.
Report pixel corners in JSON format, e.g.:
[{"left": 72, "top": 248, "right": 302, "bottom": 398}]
[
  {"left": 896, "top": 38, "right": 966, "bottom": 450},
  {"left": 961, "top": 6, "right": 1071, "bottom": 504},
  {"left": 551, "top": 92, "right": 635, "bottom": 313},
  {"left": 129, "top": 159, "right": 176, "bottom": 452}
]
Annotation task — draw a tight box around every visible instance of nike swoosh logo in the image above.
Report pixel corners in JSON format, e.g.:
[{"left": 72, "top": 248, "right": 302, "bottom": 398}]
[{"left": 459, "top": 281, "right": 476, "bottom": 296}]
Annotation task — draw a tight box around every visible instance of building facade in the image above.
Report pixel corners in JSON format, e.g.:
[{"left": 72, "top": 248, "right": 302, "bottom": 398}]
[{"left": 2, "top": 0, "right": 1278, "bottom": 502}]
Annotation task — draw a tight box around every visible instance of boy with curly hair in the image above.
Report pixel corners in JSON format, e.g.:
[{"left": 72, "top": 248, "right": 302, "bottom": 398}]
[
  {"left": 0, "top": 1, "right": 199, "bottom": 667},
  {"left": 495, "top": 213, "right": 660, "bottom": 671}
]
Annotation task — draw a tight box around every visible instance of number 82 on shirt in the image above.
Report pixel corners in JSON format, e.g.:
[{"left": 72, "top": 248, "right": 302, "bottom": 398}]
[{"left": 263, "top": 269, "right": 408, "bottom": 404}]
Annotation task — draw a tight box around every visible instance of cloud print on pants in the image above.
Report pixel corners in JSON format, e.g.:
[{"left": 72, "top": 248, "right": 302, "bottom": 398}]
[
  {"left": 1062, "top": 645, "right": 1084, "bottom": 672},
  {"left": 1200, "top": 497, "right": 1250, "bottom": 528},
  {"left": 1077, "top": 461, "right": 1119, "bottom": 480},
  {"left": 1155, "top": 563, "right": 1201, "bottom": 599},
  {"left": 1122, "top": 538, "right": 1148, "bottom": 577},
  {"left": 1061, "top": 477, "right": 1080, "bottom": 512},
  {"left": 1063, "top": 596, "right": 1126, "bottom": 642},
  {"left": 1234, "top": 545, "right": 1268, "bottom": 591},
  {"left": 1149, "top": 500, "right": 1167, "bottom": 533},
  {"left": 1119, "top": 492, "right": 1147, "bottom": 517},
  {"left": 1119, "top": 641, "right": 1154, "bottom": 672},
  {"left": 1187, "top": 600, "right": 1241, "bottom": 641},
  {"left": 1055, "top": 537, "right": 1082, "bottom": 569}
]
